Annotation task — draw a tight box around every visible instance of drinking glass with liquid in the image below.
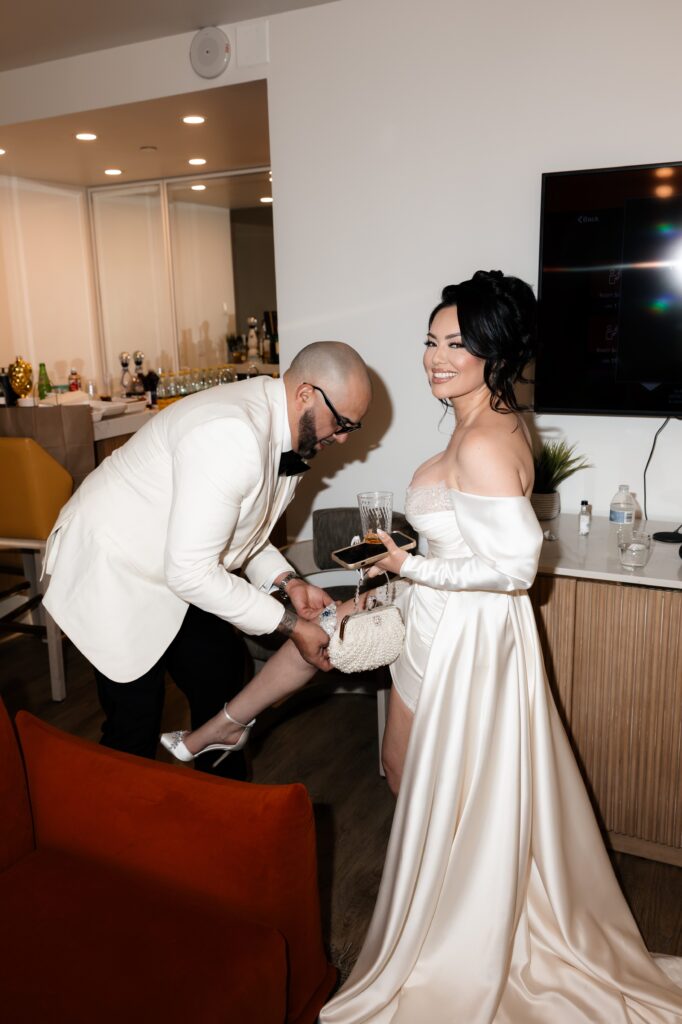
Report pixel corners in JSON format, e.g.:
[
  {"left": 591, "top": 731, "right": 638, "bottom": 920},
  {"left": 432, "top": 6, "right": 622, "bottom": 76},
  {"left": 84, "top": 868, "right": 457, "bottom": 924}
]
[
  {"left": 617, "top": 529, "right": 652, "bottom": 570},
  {"left": 358, "top": 491, "right": 393, "bottom": 543}
]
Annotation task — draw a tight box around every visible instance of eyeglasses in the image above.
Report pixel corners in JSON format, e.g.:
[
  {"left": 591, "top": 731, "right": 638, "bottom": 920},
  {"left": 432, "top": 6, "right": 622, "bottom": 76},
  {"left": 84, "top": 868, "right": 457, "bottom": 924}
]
[{"left": 303, "top": 382, "right": 362, "bottom": 435}]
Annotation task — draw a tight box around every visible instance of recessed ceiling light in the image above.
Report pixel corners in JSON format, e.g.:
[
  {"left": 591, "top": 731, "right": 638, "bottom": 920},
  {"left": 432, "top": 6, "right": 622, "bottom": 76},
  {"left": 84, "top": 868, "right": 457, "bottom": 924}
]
[
  {"left": 104, "top": 168, "right": 123, "bottom": 176},
  {"left": 75, "top": 132, "right": 97, "bottom": 141},
  {"left": 139, "top": 145, "right": 157, "bottom": 152},
  {"left": 654, "top": 167, "right": 674, "bottom": 179},
  {"left": 0, "top": 149, "right": 5, "bottom": 156},
  {"left": 188, "top": 157, "right": 206, "bottom": 166},
  {"left": 655, "top": 184, "right": 674, "bottom": 198},
  {"left": 183, "top": 115, "right": 205, "bottom": 125},
  {"left": 191, "top": 184, "right": 206, "bottom": 191},
  {"left": 260, "top": 196, "right": 273, "bottom": 204}
]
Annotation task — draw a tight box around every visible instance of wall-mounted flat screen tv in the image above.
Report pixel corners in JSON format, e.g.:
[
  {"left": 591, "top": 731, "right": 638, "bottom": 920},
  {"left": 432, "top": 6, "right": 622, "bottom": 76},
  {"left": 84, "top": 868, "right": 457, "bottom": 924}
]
[{"left": 535, "top": 160, "right": 682, "bottom": 416}]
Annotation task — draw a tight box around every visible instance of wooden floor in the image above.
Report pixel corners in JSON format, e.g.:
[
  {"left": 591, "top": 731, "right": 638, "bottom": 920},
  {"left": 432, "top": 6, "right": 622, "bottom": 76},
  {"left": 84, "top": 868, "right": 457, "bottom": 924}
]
[{"left": 1, "top": 631, "right": 681, "bottom": 983}]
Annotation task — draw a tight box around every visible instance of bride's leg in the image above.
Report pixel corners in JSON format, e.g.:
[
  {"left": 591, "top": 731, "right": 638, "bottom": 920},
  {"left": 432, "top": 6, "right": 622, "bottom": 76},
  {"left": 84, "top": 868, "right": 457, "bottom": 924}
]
[
  {"left": 183, "top": 637, "right": 315, "bottom": 753},
  {"left": 381, "top": 687, "right": 415, "bottom": 796},
  {"left": 183, "top": 596, "right": 359, "bottom": 754}
]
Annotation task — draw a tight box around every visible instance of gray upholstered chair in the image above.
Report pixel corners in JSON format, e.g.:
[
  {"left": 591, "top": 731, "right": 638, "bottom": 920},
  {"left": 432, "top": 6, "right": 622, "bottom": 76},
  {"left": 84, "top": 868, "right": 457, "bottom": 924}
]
[{"left": 310, "top": 506, "right": 416, "bottom": 582}]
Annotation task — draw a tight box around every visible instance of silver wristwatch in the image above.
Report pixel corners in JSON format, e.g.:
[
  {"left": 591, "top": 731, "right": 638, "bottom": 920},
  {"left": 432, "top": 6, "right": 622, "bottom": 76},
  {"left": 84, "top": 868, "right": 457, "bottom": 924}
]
[{"left": 277, "top": 571, "right": 300, "bottom": 598}]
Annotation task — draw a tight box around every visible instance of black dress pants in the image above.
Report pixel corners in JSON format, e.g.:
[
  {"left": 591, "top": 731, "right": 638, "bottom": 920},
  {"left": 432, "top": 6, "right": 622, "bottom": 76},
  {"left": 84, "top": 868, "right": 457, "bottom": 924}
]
[{"left": 93, "top": 604, "right": 248, "bottom": 780}]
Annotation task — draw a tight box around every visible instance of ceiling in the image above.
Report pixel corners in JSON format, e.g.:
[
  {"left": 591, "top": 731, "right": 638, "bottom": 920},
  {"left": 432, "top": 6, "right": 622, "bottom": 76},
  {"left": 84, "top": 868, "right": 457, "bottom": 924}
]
[
  {"left": 167, "top": 170, "right": 272, "bottom": 209},
  {"left": 91, "top": 171, "right": 273, "bottom": 211},
  {"left": 0, "top": 81, "right": 270, "bottom": 190},
  {"left": 0, "top": 0, "right": 336, "bottom": 72}
]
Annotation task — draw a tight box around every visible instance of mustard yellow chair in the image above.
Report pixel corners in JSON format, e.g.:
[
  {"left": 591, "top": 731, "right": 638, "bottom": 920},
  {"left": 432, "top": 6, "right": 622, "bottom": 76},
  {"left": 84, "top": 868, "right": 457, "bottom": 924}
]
[{"left": 0, "top": 438, "right": 73, "bottom": 701}]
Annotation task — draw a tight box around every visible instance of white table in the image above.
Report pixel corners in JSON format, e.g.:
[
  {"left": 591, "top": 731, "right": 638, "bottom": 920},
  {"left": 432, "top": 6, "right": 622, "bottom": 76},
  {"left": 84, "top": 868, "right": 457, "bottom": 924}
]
[{"left": 538, "top": 513, "right": 682, "bottom": 590}]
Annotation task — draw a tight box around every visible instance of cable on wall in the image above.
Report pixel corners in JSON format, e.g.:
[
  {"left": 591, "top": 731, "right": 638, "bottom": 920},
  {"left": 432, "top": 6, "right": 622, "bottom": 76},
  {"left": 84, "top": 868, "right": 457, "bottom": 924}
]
[
  {"left": 642, "top": 417, "right": 682, "bottom": 541},
  {"left": 643, "top": 417, "right": 670, "bottom": 521}
]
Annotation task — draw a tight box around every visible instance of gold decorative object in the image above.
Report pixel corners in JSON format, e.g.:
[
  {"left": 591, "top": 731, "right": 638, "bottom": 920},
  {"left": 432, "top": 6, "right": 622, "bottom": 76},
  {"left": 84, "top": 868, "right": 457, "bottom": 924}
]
[{"left": 9, "top": 356, "right": 33, "bottom": 398}]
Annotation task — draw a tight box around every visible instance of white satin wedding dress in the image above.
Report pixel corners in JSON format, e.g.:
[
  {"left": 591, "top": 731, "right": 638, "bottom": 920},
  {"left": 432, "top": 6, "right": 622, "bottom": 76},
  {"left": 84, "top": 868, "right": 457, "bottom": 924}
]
[{"left": 321, "top": 483, "right": 682, "bottom": 1024}]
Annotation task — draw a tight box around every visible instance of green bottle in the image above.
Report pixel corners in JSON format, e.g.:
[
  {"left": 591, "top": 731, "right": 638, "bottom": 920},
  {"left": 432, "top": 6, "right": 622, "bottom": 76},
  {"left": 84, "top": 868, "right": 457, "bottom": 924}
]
[{"left": 38, "top": 362, "right": 52, "bottom": 400}]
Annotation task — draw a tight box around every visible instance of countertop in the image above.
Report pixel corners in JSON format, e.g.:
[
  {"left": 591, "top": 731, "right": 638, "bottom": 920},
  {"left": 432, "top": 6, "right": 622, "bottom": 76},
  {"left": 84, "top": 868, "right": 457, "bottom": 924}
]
[
  {"left": 92, "top": 406, "right": 154, "bottom": 440},
  {"left": 538, "top": 513, "right": 682, "bottom": 590}
]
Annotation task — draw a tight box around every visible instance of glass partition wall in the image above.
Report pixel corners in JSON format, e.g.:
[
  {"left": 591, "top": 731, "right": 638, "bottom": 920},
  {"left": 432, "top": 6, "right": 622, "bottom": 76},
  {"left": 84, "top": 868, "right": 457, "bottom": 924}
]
[{"left": 89, "top": 168, "right": 275, "bottom": 394}]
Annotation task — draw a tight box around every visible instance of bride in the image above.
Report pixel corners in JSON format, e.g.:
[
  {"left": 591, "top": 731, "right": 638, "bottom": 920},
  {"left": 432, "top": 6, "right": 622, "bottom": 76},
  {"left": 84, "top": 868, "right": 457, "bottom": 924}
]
[
  {"left": 320, "top": 271, "right": 682, "bottom": 1023},
  {"left": 164, "top": 270, "right": 682, "bottom": 1022}
]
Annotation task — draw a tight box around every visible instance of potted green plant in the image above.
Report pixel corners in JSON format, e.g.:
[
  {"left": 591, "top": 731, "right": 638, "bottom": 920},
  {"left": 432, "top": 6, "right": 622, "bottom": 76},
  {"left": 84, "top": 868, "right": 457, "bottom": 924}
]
[{"left": 531, "top": 440, "right": 590, "bottom": 521}]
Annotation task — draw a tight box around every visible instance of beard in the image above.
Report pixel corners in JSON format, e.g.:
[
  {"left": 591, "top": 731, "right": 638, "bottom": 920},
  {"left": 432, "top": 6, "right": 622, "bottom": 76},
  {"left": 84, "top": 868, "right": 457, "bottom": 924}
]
[{"left": 295, "top": 408, "right": 319, "bottom": 460}]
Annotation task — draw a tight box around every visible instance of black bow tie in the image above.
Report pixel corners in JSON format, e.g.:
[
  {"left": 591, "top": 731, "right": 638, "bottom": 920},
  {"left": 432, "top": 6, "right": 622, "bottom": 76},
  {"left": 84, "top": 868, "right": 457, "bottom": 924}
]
[{"left": 278, "top": 450, "right": 311, "bottom": 476}]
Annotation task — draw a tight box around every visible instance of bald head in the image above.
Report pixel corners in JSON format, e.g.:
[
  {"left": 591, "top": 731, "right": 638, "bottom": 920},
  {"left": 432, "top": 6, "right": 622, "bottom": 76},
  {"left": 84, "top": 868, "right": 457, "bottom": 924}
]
[
  {"left": 284, "top": 341, "right": 372, "bottom": 458},
  {"left": 287, "top": 341, "right": 371, "bottom": 394}
]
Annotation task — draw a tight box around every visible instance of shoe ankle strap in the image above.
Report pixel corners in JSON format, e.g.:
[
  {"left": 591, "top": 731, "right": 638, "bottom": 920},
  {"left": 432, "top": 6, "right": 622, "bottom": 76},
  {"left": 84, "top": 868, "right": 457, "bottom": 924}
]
[{"left": 223, "top": 704, "right": 251, "bottom": 730}]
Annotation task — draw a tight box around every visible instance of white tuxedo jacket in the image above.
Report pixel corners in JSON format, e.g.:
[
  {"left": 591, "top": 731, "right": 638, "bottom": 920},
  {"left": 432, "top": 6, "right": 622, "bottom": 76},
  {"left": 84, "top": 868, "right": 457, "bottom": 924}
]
[{"left": 43, "top": 377, "right": 299, "bottom": 682}]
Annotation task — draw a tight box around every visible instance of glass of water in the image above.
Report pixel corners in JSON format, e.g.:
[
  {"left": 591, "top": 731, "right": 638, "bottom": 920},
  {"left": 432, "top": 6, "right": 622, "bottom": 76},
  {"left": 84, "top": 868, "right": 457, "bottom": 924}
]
[{"left": 617, "top": 529, "right": 652, "bottom": 570}]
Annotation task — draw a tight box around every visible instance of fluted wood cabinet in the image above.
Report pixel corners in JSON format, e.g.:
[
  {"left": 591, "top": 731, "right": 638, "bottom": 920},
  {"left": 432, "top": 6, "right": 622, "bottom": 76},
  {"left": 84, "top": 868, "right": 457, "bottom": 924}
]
[{"left": 530, "top": 572, "right": 682, "bottom": 867}]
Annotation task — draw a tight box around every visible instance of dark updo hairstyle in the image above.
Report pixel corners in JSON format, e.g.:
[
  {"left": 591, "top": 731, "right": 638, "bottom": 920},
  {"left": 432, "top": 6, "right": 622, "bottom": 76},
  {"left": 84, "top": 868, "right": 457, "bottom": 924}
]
[{"left": 429, "top": 269, "right": 536, "bottom": 413}]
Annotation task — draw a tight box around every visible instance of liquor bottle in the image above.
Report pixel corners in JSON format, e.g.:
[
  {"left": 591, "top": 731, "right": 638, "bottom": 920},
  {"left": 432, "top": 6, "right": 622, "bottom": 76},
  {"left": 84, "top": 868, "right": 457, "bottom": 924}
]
[
  {"left": 263, "top": 310, "right": 279, "bottom": 364},
  {"left": 132, "top": 351, "right": 146, "bottom": 396},
  {"left": 38, "top": 362, "right": 52, "bottom": 400},
  {"left": 258, "top": 318, "right": 267, "bottom": 361},
  {"left": 119, "top": 352, "right": 133, "bottom": 397},
  {"left": 156, "top": 372, "right": 168, "bottom": 406},
  {"left": 68, "top": 367, "right": 81, "bottom": 392},
  {"left": 142, "top": 369, "right": 159, "bottom": 406},
  {"left": 0, "top": 368, "right": 17, "bottom": 406},
  {"left": 226, "top": 334, "right": 239, "bottom": 363},
  {"left": 246, "top": 317, "right": 259, "bottom": 360}
]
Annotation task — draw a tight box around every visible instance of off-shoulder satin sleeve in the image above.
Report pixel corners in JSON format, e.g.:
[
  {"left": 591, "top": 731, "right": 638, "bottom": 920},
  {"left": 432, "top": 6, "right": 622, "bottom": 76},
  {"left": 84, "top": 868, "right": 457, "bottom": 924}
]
[{"left": 400, "top": 491, "right": 542, "bottom": 592}]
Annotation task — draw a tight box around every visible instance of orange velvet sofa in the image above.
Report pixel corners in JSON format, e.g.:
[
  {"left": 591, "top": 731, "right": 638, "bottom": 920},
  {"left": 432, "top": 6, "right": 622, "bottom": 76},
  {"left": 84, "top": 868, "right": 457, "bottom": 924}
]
[{"left": 0, "top": 700, "right": 336, "bottom": 1023}]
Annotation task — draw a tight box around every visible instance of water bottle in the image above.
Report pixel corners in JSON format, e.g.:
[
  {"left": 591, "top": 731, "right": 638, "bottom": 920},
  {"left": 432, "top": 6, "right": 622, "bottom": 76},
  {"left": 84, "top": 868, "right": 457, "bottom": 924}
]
[{"left": 609, "top": 485, "right": 635, "bottom": 526}]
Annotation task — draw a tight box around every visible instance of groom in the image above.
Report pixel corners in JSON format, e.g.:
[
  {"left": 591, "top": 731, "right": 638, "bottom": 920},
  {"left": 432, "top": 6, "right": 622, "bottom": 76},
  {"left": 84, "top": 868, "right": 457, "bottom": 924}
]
[{"left": 43, "top": 342, "right": 372, "bottom": 779}]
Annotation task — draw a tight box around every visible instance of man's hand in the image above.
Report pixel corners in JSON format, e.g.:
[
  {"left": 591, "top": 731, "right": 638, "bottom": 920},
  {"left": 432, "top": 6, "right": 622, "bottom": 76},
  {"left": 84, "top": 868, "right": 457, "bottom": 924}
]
[
  {"left": 365, "top": 529, "right": 409, "bottom": 577},
  {"left": 286, "top": 579, "right": 333, "bottom": 621},
  {"left": 276, "top": 608, "right": 331, "bottom": 672}
]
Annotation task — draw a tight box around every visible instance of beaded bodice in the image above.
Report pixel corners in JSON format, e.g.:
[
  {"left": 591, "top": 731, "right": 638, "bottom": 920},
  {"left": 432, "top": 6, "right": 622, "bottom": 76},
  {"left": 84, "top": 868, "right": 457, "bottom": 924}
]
[{"left": 405, "top": 481, "right": 455, "bottom": 516}]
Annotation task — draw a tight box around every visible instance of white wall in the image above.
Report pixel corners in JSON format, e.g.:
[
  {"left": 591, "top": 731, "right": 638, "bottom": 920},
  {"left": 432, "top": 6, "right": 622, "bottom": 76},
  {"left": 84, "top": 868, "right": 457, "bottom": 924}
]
[
  {"left": 1, "top": 0, "right": 681, "bottom": 533},
  {"left": 265, "top": 0, "right": 682, "bottom": 531},
  {"left": 0, "top": 176, "right": 100, "bottom": 387}
]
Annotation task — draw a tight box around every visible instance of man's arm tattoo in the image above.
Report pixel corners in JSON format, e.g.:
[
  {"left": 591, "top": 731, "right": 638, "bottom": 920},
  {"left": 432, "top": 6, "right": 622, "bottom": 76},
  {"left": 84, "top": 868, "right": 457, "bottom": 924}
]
[{"left": 276, "top": 607, "right": 298, "bottom": 636}]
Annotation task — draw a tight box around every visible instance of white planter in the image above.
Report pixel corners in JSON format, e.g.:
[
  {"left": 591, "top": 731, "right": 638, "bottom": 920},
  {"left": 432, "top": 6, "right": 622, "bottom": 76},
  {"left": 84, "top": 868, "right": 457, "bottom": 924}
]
[{"left": 531, "top": 491, "right": 560, "bottom": 521}]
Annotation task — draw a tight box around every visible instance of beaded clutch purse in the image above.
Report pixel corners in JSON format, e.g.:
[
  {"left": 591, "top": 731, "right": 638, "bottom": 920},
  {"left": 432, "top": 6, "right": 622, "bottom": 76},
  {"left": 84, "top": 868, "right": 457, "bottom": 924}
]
[{"left": 320, "top": 577, "right": 405, "bottom": 673}]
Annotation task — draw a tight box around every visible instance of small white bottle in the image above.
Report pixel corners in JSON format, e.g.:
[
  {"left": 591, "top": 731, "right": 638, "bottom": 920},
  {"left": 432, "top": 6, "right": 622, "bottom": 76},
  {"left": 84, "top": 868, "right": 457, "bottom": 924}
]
[
  {"left": 609, "top": 485, "right": 635, "bottom": 526},
  {"left": 579, "top": 500, "right": 591, "bottom": 536}
]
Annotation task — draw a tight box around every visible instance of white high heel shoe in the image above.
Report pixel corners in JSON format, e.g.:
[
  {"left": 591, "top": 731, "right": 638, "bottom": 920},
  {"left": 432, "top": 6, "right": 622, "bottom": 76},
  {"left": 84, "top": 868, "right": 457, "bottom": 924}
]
[{"left": 160, "top": 705, "right": 255, "bottom": 767}]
